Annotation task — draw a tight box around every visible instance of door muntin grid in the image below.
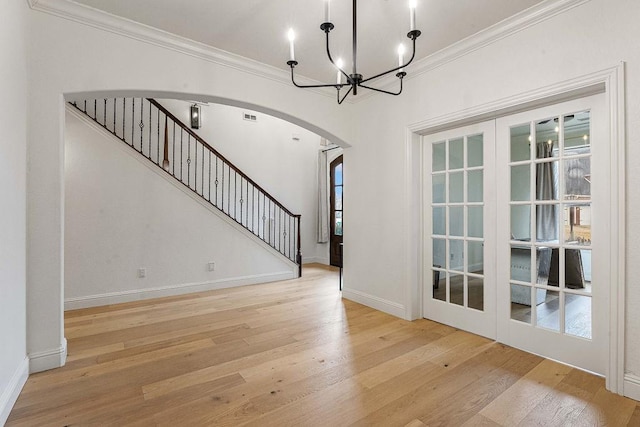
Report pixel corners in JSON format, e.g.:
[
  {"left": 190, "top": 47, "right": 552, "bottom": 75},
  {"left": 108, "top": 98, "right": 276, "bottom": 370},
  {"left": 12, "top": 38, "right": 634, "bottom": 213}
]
[
  {"left": 432, "top": 133, "right": 485, "bottom": 311},
  {"left": 508, "top": 110, "right": 593, "bottom": 339}
]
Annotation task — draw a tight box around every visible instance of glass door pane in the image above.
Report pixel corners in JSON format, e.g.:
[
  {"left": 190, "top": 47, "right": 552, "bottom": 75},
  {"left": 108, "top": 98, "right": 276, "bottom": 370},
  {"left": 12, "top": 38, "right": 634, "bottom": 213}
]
[{"left": 430, "top": 134, "right": 485, "bottom": 311}]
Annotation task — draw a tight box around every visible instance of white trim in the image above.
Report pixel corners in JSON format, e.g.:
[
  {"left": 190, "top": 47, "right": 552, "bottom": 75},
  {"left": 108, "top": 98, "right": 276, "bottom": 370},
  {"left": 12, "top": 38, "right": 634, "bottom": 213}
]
[
  {"left": 29, "top": 0, "right": 588, "bottom": 105},
  {"left": 0, "top": 357, "right": 29, "bottom": 426},
  {"left": 409, "top": 70, "right": 609, "bottom": 135},
  {"left": 302, "top": 256, "right": 329, "bottom": 265},
  {"left": 342, "top": 289, "right": 406, "bottom": 319},
  {"left": 357, "top": 0, "right": 592, "bottom": 101},
  {"left": 66, "top": 105, "right": 299, "bottom": 270},
  {"left": 407, "top": 63, "right": 626, "bottom": 394},
  {"left": 29, "top": 338, "right": 67, "bottom": 373},
  {"left": 624, "top": 374, "right": 640, "bottom": 402},
  {"left": 607, "top": 62, "right": 626, "bottom": 394},
  {"left": 29, "top": 0, "right": 335, "bottom": 100},
  {"left": 403, "top": 131, "right": 422, "bottom": 320},
  {"left": 64, "top": 271, "right": 295, "bottom": 310}
]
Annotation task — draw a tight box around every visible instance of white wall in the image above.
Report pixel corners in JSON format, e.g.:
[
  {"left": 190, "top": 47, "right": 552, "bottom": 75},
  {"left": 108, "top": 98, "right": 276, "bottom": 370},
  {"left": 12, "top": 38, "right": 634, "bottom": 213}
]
[
  {"left": 156, "top": 99, "right": 329, "bottom": 264},
  {"left": 65, "top": 109, "right": 298, "bottom": 308},
  {"left": 25, "top": 0, "right": 640, "bottom": 399},
  {"left": 0, "top": 0, "right": 29, "bottom": 423},
  {"left": 26, "top": 3, "right": 353, "bottom": 372},
  {"left": 344, "top": 0, "right": 640, "bottom": 387}
]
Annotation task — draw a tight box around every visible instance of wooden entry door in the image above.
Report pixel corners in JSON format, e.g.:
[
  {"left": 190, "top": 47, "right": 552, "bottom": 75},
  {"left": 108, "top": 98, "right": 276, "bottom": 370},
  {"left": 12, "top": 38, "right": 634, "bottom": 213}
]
[{"left": 330, "top": 155, "right": 343, "bottom": 267}]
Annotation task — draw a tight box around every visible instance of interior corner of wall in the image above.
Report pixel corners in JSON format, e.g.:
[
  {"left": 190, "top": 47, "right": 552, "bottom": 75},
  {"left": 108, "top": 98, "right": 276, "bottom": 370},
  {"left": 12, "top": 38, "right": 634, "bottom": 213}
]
[{"left": 0, "top": 356, "right": 29, "bottom": 426}]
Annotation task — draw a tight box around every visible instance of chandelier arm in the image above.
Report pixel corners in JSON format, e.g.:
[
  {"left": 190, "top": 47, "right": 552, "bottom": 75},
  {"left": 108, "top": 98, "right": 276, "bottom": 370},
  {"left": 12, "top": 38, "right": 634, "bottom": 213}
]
[
  {"left": 337, "top": 86, "right": 354, "bottom": 105},
  {"left": 324, "top": 29, "right": 351, "bottom": 82},
  {"left": 358, "top": 79, "right": 403, "bottom": 96},
  {"left": 289, "top": 65, "right": 348, "bottom": 89},
  {"left": 360, "top": 37, "right": 418, "bottom": 84}
]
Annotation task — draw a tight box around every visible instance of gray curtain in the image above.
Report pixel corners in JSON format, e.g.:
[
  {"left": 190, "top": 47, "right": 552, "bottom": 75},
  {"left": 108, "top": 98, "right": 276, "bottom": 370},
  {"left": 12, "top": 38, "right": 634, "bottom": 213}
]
[
  {"left": 536, "top": 141, "right": 558, "bottom": 241},
  {"left": 317, "top": 151, "right": 330, "bottom": 243}
]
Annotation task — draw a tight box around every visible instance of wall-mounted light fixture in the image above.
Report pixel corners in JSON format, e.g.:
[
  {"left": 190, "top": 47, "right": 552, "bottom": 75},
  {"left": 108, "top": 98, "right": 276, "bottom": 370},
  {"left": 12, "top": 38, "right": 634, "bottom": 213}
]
[{"left": 190, "top": 104, "right": 201, "bottom": 129}]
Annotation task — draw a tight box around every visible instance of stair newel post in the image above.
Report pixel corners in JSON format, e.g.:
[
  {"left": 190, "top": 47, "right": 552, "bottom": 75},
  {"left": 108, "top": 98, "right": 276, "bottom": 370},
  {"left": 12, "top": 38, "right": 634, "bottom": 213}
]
[{"left": 296, "top": 214, "right": 302, "bottom": 277}]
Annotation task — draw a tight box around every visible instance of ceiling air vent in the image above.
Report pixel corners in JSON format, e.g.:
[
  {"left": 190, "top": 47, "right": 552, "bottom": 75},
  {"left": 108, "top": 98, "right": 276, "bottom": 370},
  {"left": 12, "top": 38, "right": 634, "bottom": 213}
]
[{"left": 243, "top": 112, "right": 257, "bottom": 122}]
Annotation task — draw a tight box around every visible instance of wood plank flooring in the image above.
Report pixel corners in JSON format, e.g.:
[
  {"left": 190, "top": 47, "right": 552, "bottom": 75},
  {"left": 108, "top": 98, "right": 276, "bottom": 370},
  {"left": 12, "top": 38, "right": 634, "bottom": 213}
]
[{"left": 7, "top": 264, "right": 639, "bottom": 426}]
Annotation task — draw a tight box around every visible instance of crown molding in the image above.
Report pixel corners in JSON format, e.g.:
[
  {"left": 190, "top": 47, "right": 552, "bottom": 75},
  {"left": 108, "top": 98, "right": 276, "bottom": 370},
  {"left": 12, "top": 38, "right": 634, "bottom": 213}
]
[
  {"left": 353, "top": 0, "right": 592, "bottom": 102},
  {"left": 29, "top": 0, "right": 589, "bottom": 105},
  {"left": 28, "top": 0, "right": 340, "bottom": 101}
]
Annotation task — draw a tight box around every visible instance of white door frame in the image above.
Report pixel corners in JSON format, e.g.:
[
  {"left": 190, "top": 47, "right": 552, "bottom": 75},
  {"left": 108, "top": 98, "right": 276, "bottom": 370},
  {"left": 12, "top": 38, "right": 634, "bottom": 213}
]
[{"left": 404, "top": 63, "right": 626, "bottom": 394}]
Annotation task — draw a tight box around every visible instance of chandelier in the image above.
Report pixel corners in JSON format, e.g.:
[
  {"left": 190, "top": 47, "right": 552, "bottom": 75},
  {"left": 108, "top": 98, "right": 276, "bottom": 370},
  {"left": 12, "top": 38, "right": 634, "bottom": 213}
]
[{"left": 286, "top": 0, "right": 421, "bottom": 104}]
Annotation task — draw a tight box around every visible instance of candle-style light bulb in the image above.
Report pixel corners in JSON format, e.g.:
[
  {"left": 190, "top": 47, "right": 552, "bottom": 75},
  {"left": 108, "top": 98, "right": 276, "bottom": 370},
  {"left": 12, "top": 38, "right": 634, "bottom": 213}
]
[
  {"left": 324, "top": 0, "right": 331, "bottom": 23},
  {"left": 397, "top": 44, "right": 406, "bottom": 70},
  {"left": 409, "top": 0, "right": 417, "bottom": 31},
  {"left": 287, "top": 28, "right": 296, "bottom": 61},
  {"left": 336, "top": 58, "right": 344, "bottom": 84}
]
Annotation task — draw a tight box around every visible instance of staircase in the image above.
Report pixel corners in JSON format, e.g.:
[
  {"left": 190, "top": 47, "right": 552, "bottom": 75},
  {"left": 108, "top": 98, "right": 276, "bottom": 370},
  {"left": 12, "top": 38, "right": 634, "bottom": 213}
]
[{"left": 70, "top": 98, "right": 302, "bottom": 276}]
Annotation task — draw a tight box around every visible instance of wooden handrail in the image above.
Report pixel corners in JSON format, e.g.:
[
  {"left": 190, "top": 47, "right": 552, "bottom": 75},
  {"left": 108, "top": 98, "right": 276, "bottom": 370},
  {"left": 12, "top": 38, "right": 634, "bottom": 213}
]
[{"left": 147, "top": 99, "right": 299, "bottom": 218}]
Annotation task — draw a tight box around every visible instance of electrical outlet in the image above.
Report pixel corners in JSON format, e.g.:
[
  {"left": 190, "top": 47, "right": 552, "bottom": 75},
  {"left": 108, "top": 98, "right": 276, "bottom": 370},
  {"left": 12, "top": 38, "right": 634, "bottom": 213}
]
[
  {"left": 137, "top": 268, "right": 146, "bottom": 278},
  {"left": 207, "top": 262, "right": 216, "bottom": 272}
]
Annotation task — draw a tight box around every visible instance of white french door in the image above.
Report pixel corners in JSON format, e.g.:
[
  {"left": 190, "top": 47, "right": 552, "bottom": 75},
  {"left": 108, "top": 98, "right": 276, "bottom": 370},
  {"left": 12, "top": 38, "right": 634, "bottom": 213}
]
[
  {"left": 422, "top": 121, "right": 496, "bottom": 339},
  {"left": 422, "top": 93, "right": 609, "bottom": 375},
  {"left": 496, "top": 94, "right": 608, "bottom": 374}
]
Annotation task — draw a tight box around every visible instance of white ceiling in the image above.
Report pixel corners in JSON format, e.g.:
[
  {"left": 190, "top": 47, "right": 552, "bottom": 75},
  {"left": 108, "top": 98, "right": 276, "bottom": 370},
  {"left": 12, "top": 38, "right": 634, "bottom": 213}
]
[{"left": 70, "top": 0, "right": 545, "bottom": 83}]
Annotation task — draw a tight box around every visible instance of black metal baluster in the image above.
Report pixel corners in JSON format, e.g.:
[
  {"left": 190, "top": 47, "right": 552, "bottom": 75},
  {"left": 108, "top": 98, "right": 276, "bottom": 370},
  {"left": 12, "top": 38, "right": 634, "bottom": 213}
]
[
  {"left": 93, "top": 99, "right": 97, "bottom": 120},
  {"left": 269, "top": 199, "right": 272, "bottom": 245},
  {"left": 170, "top": 112, "right": 175, "bottom": 176},
  {"left": 279, "top": 208, "right": 283, "bottom": 254},
  {"left": 227, "top": 166, "right": 231, "bottom": 215},
  {"left": 246, "top": 180, "right": 249, "bottom": 228},
  {"left": 194, "top": 139, "right": 198, "bottom": 193},
  {"left": 103, "top": 99, "right": 107, "bottom": 128},
  {"left": 122, "top": 99, "right": 125, "bottom": 140},
  {"left": 155, "top": 107, "right": 160, "bottom": 167},
  {"left": 139, "top": 98, "right": 144, "bottom": 155},
  {"left": 208, "top": 152, "right": 212, "bottom": 202},
  {"left": 234, "top": 172, "right": 238, "bottom": 221},
  {"left": 179, "top": 124, "right": 183, "bottom": 180},
  {"left": 215, "top": 157, "right": 219, "bottom": 208},
  {"left": 222, "top": 163, "right": 226, "bottom": 213},
  {"left": 187, "top": 135, "right": 192, "bottom": 187},
  {"left": 148, "top": 100, "right": 152, "bottom": 161},
  {"left": 131, "top": 98, "right": 135, "bottom": 150},
  {"left": 264, "top": 193, "right": 267, "bottom": 242},
  {"left": 113, "top": 99, "right": 117, "bottom": 137},
  {"left": 289, "top": 215, "right": 292, "bottom": 259},
  {"left": 201, "top": 145, "right": 205, "bottom": 197},
  {"left": 237, "top": 177, "right": 241, "bottom": 224}
]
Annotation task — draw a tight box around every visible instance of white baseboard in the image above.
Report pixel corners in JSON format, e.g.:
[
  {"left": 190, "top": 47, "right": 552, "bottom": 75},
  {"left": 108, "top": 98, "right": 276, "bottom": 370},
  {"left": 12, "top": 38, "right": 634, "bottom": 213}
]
[
  {"left": 342, "top": 288, "right": 406, "bottom": 319},
  {"left": 624, "top": 374, "right": 640, "bottom": 401},
  {"left": 0, "top": 357, "right": 29, "bottom": 426},
  {"left": 302, "top": 256, "right": 329, "bottom": 265},
  {"left": 29, "top": 338, "right": 67, "bottom": 374},
  {"left": 64, "top": 271, "right": 296, "bottom": 310}
]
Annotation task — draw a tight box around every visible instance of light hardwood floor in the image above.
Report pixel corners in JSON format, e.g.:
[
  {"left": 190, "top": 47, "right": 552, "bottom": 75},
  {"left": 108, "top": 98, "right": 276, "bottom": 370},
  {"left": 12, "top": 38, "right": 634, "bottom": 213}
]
[{"left": 8, "top": 264, "right": 639, "bottom": 426}]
